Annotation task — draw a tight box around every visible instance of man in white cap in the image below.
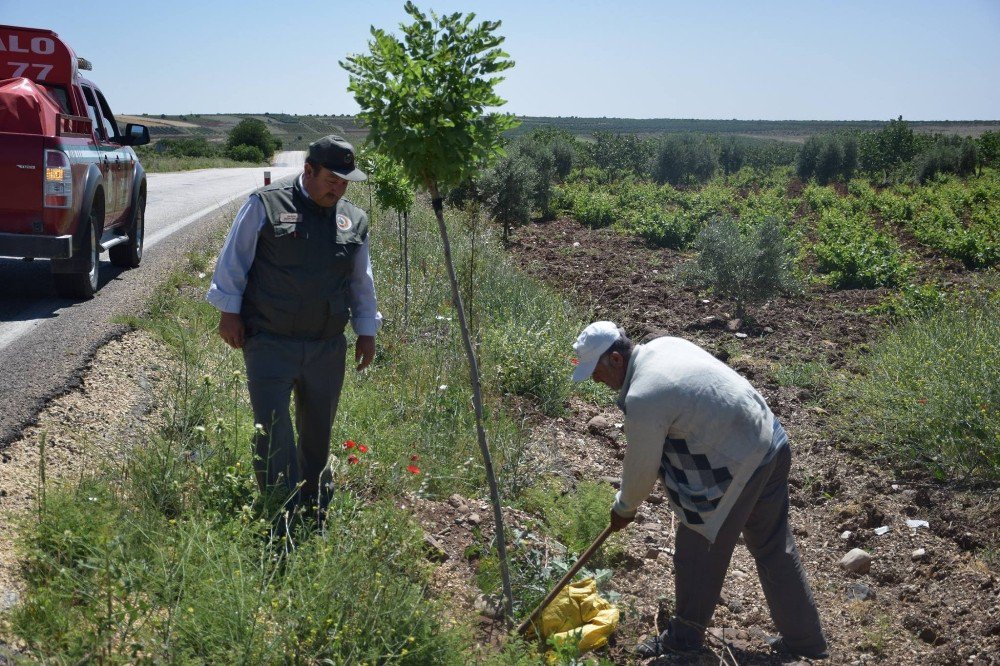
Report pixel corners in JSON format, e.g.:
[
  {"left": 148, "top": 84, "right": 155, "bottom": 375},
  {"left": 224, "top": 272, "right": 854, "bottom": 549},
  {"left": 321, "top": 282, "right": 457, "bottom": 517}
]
[{"left": 571, "top": 321, "right": 828, "bottom": 660}]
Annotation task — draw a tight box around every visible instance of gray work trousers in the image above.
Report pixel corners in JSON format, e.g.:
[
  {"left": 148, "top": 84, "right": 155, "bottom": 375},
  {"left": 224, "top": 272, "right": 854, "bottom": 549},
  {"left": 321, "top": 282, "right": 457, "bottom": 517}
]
[
  {"left": 243, "top": 331, "right": 347, "bottom": 508},
  {"left": 668, "top": 442, "right": 828, "bottom": 656}
]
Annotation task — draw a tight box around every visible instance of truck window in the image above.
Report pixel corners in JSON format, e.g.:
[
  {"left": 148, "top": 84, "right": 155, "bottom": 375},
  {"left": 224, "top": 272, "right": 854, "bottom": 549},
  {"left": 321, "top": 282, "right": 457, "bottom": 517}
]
[
  {"left": 81, "top": 86, "right": 103, "bottom": 138},
  {"left": 94, "top": 89, "right": 120, "bottom": 140},
  {"left": 37, "top": 84, "right": 71, "bottom": 114}
]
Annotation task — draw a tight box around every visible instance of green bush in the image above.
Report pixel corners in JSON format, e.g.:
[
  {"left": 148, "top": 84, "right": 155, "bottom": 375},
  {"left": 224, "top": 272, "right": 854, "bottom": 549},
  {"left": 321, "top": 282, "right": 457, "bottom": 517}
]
[
  {"left": 797, "top": 134, "right": 857, "bottom": 184},
  {"left": 813, "top": 209, "right": 909, "bottom": 288},
  {"left": 226, "top": 118, "right": 277, "bottom": 160},
  {"left": 838, "top": 295, "right": 1000, "bottom": 480},
  {"left": 907, "top": 172, "right": 1000, "bottom": 268},
  {"left": 627, "top": 210, "right": 701, "bottom": 249},
  {"left": 479, "top": 147, "right": 536, "bottom": 239},
  {"left": 226, "top": 143, "right": 266, "bottom": 163},
  {"left": 680, "top": 217, "right": 801, "bottom": 318},
  {"left": 913, "top": 136, "right": 978, "bottom": 184},
  {"left": 571, "top": 189, "right": 617, "bottom": 228},
  {"left": 652, "top": 134, "right": 717, "bottom": 186}
]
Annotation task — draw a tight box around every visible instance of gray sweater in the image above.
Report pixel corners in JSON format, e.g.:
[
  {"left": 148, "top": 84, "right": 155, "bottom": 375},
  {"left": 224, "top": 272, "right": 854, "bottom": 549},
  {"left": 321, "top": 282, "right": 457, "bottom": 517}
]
[{"left": 612, "top": 336, "right": 776, "bottom": 543}]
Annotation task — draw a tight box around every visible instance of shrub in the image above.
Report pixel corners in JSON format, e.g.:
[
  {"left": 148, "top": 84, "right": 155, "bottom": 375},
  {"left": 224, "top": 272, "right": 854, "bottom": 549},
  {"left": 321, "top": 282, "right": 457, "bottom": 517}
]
[
  {"left": 582, "top": 131, "right": 654, "bottom": 180},
  {"left": 813, "top": 210, "right": 909, "bottom": 288},
  {"left": 680, "top": 217, "right": 801, "bottom": 318},
  {"left": 571, "top": 189, "right": 616, "bottom": 228},
  {"left": 908, "top": 173, "right": 1000, "bottom": 268},
  {"left": 859, "top": 116, "right": 919, "bottom": 181},
  {"left": 652, "top": 134, "right": 717, "bottom": 186},
  {"left": 838, "top": 295, "right": 1000, "bottom": 481},
  {"left": 797, "top": 134, "right": 857, "bottom": 184},
  {"left": 913, "top": 136, "right": 978, "bottom": 184},
  {"left": 627, "top": 210, "right": 701, "bottom": 249},
  {"left": 225, "top": 144, "right": 266, "bottom": 163},
  {"left": 226, "top": 118, "right": 277, "bottom": 160},
  {"left": 154, "top": 137, "right": 221, "bottom": 158},
  {"left": 479, "top": 147, "right": 536, "bottom": 238},
  {"left": 977, "top": 130, "right": 1000, "bottom": 168}
]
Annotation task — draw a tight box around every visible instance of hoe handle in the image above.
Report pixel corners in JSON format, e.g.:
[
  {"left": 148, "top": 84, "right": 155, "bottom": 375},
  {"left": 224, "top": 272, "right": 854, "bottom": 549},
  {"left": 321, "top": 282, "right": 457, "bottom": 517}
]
[{"left": 516, "top": 525, "right": 614, "bottom": 636}]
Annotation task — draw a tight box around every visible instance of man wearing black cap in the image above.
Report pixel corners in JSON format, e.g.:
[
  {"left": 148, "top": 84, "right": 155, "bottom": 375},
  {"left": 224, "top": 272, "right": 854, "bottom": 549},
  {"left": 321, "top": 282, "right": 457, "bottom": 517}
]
[{"left": 207, "top": 135, "right": 381, "bottom": 517}]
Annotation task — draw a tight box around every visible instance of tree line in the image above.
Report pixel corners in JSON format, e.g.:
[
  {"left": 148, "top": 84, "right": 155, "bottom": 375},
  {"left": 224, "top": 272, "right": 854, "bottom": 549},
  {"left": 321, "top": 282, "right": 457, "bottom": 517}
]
[{"left": 445, "top": 118, "right": 999, "bottom": 235}]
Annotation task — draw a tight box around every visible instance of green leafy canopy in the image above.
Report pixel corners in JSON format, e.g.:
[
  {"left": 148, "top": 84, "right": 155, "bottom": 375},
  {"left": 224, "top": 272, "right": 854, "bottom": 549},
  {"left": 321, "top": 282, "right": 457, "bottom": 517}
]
[
  {"left": 360, "top": 148, "right": 415, "bottom": 214},
  {"left": 341, "top": 1, "right": 519, "bottom": 192}
]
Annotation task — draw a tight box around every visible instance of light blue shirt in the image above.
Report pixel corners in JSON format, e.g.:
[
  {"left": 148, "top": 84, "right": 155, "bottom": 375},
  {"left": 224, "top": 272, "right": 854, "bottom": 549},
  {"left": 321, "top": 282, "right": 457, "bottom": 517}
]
[{"left": 206, "top": 176, "right": 383, "bottom": 336}]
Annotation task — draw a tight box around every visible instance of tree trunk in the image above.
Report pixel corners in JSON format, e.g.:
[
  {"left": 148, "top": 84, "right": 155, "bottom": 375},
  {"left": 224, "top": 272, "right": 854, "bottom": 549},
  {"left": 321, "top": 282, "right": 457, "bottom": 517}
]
[
  {"left": 426, "top": 181, "right": 514, "bottom": 622},
  {"left": 467, "top": 207, "right": 477, "bottom": 334},
  {"left": 403, "top": 209, "right": 410, "bottom": 323}
]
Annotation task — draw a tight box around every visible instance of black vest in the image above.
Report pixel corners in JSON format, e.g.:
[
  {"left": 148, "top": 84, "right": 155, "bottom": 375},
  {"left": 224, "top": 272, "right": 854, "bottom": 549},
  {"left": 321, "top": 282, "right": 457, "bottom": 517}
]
[{"left": 242, "top": 176, "right": 369, "bottom": 339}]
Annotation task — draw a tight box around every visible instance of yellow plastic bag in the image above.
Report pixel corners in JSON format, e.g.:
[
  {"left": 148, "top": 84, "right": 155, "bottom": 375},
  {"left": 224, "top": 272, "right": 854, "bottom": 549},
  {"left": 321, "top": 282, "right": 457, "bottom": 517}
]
[{"left": 529, "top": 577, "right": 619, "bottom": 656}]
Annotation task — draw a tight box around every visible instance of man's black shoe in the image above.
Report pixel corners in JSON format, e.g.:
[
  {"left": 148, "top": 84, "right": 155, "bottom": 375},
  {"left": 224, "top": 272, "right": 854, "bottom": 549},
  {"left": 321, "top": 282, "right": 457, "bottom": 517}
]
[
  {"left": 766, "top": 635, "right": 830, "bottom": 660},
  {"left": 635, "top": 631, "right": 700, "bottom": 659},
  {"left": 635, "top": 634, "right": 667, "bottom": 659}
]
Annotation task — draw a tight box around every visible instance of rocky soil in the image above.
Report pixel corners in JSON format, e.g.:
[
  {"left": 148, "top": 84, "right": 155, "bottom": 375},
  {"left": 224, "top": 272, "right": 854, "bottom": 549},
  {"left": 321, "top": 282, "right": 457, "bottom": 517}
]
[{"left": 493, "top": 216, "right": 999, "bottom": 664}]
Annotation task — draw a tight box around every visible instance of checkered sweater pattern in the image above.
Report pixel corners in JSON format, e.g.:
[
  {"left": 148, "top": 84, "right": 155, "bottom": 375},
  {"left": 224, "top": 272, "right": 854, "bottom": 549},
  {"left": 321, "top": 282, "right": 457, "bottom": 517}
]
[{"left": 612, "top": 337, "right": 776, "bottom": 543}]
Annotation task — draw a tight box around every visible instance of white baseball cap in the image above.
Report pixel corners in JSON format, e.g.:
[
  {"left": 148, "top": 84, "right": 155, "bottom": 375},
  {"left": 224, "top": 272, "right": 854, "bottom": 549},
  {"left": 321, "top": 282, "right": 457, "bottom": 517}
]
[{"left": 571, "top": 320, "right": 621, "bottom": 382}]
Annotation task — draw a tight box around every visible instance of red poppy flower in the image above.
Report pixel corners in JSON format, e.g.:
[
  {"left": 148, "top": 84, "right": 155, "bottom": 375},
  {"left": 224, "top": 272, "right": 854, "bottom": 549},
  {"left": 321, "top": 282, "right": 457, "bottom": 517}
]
[
  {"left": 358, "top": 444, "right": 369, "bottom": 454},
  {"left": 344, "top": 440, "right": 357, "bottom": 450},
  {"left": 570, "top": 357, "right": 579, "bottom": 366},
  {"left": 917, "top": 398, "right": 927, "bottom": 405},
  {"left": 348, "top": 454, "right": 360, "bottom": 465},
  {"left": 406, "top": 465, "right": 420, "bottom": 474}
]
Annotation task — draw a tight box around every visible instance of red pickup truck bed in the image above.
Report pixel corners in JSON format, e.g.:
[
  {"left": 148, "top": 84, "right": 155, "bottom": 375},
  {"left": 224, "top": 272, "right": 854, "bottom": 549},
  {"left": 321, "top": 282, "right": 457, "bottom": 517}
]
[{"left": 0, "top": 24, "right": 149, "bottom": 299}]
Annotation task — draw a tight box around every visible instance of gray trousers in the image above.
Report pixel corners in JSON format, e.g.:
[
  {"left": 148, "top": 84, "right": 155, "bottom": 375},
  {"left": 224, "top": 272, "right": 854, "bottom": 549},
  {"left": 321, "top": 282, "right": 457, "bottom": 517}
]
[
  {"left": 668, "top": 442, "right": 828, "bottom": 656},
  {"left": 243, "top": 331, "right": 347, "bottom": 507}
]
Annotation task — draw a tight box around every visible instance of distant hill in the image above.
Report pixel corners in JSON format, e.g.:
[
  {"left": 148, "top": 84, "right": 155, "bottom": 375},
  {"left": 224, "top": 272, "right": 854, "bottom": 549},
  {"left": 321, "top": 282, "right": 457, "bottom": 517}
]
[
  {"left": 117, "top": 113, "right": 1000, "bottom": 148},
  {"left": 116, "top": 113, "right": 367, "bottom": 150}
]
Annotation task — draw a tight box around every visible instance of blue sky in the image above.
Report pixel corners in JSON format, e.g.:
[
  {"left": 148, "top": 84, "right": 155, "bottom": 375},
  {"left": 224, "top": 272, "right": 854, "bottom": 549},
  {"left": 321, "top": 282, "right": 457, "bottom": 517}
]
[{"left": 2, "top": 0, "right": 998, "bottom": 120}]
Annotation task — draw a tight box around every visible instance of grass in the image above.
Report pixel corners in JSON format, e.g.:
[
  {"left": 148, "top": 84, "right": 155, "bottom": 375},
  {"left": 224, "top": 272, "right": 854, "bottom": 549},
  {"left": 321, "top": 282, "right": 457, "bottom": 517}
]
[
  {"left": 773, "top": 361, "right": 829, "bottom": 390},
  {"left": 836, "top": 290, "right": 1000, "bottom": 481},
  {"left": 520, "top": 479, "right": 618, "bottom": 558},
  {"left": 4, "top": 191, "right": 599, "bottom": 662},
  {"left": 136, "top": 154, "right": 270, "bottom": 173}
]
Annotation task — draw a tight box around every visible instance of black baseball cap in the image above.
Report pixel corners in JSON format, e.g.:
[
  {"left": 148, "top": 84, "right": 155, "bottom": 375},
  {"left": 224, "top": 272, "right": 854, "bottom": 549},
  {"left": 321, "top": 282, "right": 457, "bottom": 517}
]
[{"left": 307, "top": 135, "right": 367, "bottom": 181}]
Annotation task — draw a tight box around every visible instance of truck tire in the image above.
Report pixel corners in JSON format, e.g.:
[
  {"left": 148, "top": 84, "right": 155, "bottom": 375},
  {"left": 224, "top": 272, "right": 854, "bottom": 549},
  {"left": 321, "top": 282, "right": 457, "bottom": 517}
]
[
  {"left": 53, "top": 205, "right": 101, "bottom": 299},
  {"left": 110, "top": 192, "right": 145, "bottom": 268}
]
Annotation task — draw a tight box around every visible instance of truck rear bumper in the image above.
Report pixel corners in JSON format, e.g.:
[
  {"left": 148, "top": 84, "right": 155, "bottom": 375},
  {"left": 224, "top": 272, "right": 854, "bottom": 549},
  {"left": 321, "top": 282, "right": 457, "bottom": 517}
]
[{"left": 0, "top": 232, "right": 73, "bottom": 259}]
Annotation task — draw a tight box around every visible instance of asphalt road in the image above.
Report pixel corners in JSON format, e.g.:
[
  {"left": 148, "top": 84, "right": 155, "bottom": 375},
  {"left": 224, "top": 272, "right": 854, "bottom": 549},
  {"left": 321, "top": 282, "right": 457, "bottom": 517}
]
[{"left": 0, "top": 152, "right": 304, "bottom": 446}]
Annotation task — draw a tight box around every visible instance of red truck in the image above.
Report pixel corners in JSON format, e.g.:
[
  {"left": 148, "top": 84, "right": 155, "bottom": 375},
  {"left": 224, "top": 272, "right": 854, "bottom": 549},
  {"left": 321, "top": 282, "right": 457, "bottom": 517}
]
[{"left": 0, "top": 24, "right": 149, "bottom": 298}]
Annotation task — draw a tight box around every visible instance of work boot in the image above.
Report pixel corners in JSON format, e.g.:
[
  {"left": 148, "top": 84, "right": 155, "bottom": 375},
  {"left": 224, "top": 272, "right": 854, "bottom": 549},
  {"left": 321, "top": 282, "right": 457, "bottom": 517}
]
[
  {"left": 634, "top": 629, "right": 701, "bottom": 659},
  {"left": 766, "top": 635, "right": 830, "bottom": 660}
]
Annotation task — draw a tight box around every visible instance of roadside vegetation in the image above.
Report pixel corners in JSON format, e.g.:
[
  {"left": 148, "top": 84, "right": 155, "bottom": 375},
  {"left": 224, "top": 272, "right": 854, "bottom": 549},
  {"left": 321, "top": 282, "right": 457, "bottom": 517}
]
[
  {"left": 3, "top": 190, "right": 609, "bottom": 662},
  {"left": 135, "top": 118, "right": 281, "bottom": 172}
]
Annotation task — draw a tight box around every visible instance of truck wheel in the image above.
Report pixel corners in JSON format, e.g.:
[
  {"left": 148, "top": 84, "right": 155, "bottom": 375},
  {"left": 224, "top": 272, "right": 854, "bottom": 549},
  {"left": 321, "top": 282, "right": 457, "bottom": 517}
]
[
  {"left": 53, "top": 214, "right": 100, "bottom": 300},
  {"left": 110, "top": 193, "right": 145, "bottom": 268}
]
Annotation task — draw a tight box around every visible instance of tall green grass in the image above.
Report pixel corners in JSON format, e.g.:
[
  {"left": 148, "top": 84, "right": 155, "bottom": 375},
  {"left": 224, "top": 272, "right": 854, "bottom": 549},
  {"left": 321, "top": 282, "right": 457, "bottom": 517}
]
[{"left": 837, "top": 292, "right": 1000, "bottom": 481}]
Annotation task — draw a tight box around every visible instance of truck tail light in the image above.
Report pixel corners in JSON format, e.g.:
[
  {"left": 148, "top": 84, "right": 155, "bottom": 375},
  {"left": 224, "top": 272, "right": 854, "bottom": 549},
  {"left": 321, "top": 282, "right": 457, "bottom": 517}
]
[{"left": 44, "top": 150, "right": 73, "bottom": 209}]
